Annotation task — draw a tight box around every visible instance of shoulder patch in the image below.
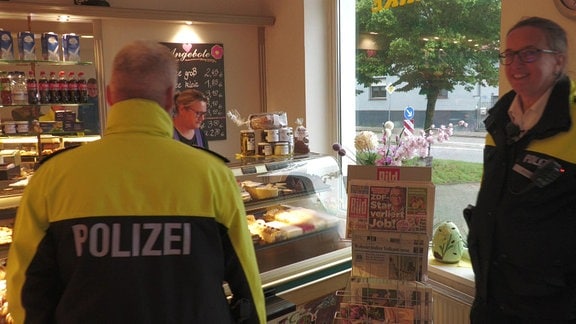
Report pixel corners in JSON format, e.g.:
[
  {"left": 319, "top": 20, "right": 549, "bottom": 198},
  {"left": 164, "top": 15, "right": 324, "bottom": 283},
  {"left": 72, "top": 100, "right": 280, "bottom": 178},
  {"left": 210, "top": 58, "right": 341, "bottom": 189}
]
[
  {"left": 192, "top": 145, "right": 230, "bottom": 163},
  {"left": 35, "top": 146, "right": 80, "bottom": 170}
]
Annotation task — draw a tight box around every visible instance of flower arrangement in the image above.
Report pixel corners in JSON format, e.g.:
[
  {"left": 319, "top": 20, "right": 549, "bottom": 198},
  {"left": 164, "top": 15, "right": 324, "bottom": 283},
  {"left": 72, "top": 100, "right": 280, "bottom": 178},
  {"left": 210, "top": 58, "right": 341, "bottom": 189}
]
[{"left": 333, "top": 120, "right": 468, "bottom": 166}]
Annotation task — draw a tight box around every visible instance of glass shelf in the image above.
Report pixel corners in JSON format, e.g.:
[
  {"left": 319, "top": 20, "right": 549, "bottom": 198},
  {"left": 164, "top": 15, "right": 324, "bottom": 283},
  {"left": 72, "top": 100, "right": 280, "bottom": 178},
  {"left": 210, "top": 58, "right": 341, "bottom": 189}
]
[
  {"left": 0, "top": 60, "right": 93, "bottom": 66},
  {"left": 0, "top": 103, "right": 95, "bottom": 108}
]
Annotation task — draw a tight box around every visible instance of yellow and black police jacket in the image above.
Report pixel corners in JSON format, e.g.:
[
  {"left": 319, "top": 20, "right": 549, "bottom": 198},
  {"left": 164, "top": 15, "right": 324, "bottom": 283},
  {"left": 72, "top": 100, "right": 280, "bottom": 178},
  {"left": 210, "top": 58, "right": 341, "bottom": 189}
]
[
  {"left": 467, "top": 76, "right": 576, "bottom": 320},
  {"left": 6, "top": 99, "right": 266, "bottom": 323}
]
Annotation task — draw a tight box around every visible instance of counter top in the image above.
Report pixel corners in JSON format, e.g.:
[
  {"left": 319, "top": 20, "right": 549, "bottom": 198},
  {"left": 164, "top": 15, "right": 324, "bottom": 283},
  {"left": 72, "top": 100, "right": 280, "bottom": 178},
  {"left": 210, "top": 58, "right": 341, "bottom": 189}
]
[{"left": 0, "top": 180, "right": 25, "bottom": 210}]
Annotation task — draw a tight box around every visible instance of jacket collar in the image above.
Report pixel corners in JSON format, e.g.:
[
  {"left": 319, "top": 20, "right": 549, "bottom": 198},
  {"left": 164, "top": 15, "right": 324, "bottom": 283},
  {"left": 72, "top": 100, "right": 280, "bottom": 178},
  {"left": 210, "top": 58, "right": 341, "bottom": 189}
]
[
  {"left": 485, "top": 76, "right": 572, "bottom": 143},
  {"left": 104, "top": 99, "right": 174, "bottom": 138}
]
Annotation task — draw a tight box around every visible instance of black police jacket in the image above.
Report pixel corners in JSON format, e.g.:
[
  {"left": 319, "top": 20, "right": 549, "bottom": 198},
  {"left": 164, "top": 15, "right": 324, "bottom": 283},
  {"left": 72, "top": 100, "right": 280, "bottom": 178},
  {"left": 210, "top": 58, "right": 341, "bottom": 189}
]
[{"left": 467, "top": 76, "right": 576, "bottom": 320}]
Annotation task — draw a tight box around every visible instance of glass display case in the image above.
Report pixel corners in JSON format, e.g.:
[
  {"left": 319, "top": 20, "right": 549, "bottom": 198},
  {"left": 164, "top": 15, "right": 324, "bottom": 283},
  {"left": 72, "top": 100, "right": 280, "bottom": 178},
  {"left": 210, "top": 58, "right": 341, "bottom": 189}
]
[{"left": 229, "top": 153, "right": 351, "bottom": 308}]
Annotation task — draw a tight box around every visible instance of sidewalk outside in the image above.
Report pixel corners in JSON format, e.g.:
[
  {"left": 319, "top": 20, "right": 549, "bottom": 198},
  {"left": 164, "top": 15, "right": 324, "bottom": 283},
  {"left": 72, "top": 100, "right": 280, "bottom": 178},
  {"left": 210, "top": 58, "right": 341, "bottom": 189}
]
[{"left": 434, "top": 182, "right": 479, "bottom": 241}]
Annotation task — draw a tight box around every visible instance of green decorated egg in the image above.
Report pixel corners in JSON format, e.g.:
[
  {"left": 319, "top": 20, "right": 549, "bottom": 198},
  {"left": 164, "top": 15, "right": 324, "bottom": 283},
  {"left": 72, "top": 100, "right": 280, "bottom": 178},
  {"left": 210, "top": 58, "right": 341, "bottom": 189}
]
[{"left": 432, "top": 221, "right": 464, "bottom": 263}]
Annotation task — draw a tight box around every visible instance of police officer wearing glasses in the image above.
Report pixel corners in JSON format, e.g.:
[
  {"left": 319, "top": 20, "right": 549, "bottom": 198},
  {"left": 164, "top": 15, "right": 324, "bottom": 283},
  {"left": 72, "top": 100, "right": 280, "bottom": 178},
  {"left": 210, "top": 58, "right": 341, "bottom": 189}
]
[
  {"left": 173, "top": 89, "right": 210, "bottom": 149},
  {"left": 466, "top": 16, "right": 576, "bottom": 323}
]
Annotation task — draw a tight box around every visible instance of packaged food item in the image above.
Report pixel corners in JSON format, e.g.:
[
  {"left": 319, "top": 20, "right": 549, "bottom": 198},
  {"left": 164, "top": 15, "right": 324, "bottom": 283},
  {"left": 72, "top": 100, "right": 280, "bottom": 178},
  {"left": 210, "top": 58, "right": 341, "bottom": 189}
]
[
  {"left": 39, "top": 121, "right": 55, "bottom": 133},
  {"left": 248, "top": 112, "right": 287, "bottom": 130},
  {"left": 279, "top": 127, "right": 294, "bottom": 154},
  {"left": 41, "top": 32, "right": 59, "bottom": 61},
  {"left": 16, "top": 121, "right": 29, "bottom": 134},
  {"left": 27, "top": 70, "right": 39, "bottom": 104},
  {"left": 0, "top": 29, "right": 14, "bottom": 60},
  {"left": 18, "top": 31, "right": 35, "bottom": 60},
  {"left": 294, "top": 118, "right": 310, "bottom": 154},
  {"left": 240, "top": 129, "right": 256, "bottom": 156},
  {"left": 263, "top": 129, "right": 279, "bottom": 142},
  {"left": 62, "top": 33, "right": 80, "bottom": 62},
  {"left": 273, "top": 142, "right": 290, "bottom": 156},
  {"left": 11, "top": 71, "right": 27, "bottom": 105},
  {"left": 278, "top": 127, "right": 293, "bottom": 142},
  {"left": 0, "top": 72, "right": 12, "bottom": 105},
  {"left": 3, "top": 122, "right": 16, "bottom": 135},
  {"left": 257, "top": 142, "right": 272, "bottom": 156}
]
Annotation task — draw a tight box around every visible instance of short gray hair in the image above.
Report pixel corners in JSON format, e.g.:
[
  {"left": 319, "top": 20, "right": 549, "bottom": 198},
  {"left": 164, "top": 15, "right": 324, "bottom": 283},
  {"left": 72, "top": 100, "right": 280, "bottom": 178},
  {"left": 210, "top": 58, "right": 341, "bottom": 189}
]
[
  {"left": 508, "top": 17, "right": 568, "bottom": 54},
  {"left": 109, "top": 40, "right": 178, "bottom": 104}
]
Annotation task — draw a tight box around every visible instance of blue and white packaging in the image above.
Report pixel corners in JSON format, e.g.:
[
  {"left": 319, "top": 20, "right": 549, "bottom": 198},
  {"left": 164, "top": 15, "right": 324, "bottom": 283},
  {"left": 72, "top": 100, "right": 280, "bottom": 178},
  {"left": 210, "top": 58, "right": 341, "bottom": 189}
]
[
  {"left": 0, "top": 29, "right": 14, "bottom": 60},
  {"left": 62, "top": 33, "right": 80, "bottom": 62},
  {"left": 41, "top": 32, "right": 59, "bottom": 61},
  {"left": 18, "top": 31, "right": 36, "bottom": 60}
]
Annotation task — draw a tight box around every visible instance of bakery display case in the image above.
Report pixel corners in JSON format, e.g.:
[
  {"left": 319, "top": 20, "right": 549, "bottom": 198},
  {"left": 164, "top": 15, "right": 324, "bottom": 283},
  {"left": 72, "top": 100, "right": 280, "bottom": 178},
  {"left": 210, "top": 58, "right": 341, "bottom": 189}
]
[{"left": 230, "top": 153, "right": 352, "bottom": 313}]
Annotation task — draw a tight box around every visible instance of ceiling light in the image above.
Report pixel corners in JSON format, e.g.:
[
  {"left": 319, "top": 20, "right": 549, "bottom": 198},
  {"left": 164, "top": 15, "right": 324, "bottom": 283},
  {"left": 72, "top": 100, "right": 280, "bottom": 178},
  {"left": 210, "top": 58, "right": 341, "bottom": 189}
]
[{"left": 57, "top": 15, "right": 70, "bottom": 22}]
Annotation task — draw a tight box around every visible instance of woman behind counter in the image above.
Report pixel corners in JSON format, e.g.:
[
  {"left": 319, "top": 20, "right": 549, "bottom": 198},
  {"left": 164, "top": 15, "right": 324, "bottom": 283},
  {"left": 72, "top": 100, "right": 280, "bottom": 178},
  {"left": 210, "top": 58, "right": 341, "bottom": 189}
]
[{"left": 172, "top": 89, "right": 209, "bottom": 149}]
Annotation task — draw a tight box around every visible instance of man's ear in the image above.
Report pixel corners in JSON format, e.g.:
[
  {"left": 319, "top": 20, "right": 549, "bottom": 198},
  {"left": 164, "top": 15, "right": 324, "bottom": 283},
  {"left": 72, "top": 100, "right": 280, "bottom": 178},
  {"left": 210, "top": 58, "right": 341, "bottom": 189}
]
[
  {"left": 555, "top": 53, "right": 567, "bottom": 75},
  {"left": 105, "top": 85, "right": 112, "bottom": 105},
  {"left": 164, "top": 86, "right": 175, "bottom": 113}
]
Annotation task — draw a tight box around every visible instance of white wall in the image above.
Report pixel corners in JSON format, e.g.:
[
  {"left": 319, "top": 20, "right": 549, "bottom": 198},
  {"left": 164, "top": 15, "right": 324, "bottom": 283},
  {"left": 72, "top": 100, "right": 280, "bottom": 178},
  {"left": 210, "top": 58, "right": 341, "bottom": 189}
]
[
  {"left": 98, "top": 20, "right": 262, "bottom": 159},
  {"left": 264, "top": 1, "right": 307, "bottom": 135},
  {"left": 304, "top": 0, "right": 338, "bottom": 155}
]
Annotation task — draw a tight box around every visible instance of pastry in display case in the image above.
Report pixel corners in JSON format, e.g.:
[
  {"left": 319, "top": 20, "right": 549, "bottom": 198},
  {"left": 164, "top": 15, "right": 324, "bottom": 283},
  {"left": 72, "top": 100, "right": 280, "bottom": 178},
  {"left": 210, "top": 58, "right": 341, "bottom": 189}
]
[{"left": 230, "top": 153, "right": 349, "bottom": 273}]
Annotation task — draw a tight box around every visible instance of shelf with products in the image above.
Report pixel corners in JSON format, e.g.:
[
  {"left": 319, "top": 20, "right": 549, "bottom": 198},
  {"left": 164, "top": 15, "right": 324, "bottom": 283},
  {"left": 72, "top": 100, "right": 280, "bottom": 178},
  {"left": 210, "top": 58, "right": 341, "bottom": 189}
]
[
  {"left": 0, "top": 103, "right": 95, "bottom": 108},
  {"left": 0, "top": 134, "right": 100, "bottom": 163},
  {"left": 1, "top": 68, "right": 94, "bottom": 106}
]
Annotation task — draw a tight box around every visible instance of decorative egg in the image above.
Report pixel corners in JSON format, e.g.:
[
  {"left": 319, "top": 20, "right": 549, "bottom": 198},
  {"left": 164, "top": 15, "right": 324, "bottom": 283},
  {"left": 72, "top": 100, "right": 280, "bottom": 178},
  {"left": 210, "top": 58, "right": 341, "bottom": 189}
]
[{"left": 432, "top": 221, "right": 465, "bottom": 263}]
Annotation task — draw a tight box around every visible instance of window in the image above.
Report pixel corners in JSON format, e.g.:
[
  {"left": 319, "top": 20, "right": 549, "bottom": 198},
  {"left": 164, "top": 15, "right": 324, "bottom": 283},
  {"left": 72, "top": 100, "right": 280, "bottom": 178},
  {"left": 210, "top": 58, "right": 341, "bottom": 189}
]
[
  {"left": 370, "top": 85, "right": 387, "bottom": 99},
  {"left": 338, "top": 0, "right": 501, "bottom": 241},
  {"left": 437, "top": 89, "right": 448, "bottom": 99}
]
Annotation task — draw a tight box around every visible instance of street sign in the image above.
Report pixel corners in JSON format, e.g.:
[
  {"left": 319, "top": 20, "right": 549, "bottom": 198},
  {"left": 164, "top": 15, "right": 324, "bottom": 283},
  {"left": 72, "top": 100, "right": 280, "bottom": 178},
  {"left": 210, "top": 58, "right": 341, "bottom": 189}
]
[
  {"left": 386, "top": 84, "right": 396, "bottom": 94},
  {"left": 403, "top": 118, "right": 414, "bottom": 136},
  {"left": 404, "top": 106, "right": 414, "bottom": 120}
]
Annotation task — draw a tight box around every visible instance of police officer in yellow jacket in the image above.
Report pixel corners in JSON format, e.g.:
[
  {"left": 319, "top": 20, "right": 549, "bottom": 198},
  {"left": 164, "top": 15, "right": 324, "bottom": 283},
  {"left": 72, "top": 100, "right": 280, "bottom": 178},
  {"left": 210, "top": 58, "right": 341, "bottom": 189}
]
[
  {"left": 466, "top": 17, "right": 576, "bottom": 323},
  {"left": 6, "top": 40, "right": 266, "bottom": 323}
]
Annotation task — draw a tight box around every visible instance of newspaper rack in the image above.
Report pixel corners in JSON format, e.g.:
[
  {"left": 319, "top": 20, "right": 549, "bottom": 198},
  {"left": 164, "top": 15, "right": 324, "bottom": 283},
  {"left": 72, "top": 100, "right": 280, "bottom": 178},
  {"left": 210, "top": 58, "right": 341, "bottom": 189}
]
[
  {"left": 333, "top": 165, "right": 435, "bottom": 323},
  {"left": 333, "top": 278, "right": 432, "bottom": 323}
]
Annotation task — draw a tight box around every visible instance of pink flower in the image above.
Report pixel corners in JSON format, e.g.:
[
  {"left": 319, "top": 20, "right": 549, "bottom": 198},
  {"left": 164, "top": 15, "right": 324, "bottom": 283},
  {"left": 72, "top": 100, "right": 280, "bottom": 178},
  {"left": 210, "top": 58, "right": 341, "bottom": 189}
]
[
  {"left": 211, "top": 45, "right": 224, "bottom": 60},
  {"left": 333, "top": 120, "right": 464, "bottom": 166}
]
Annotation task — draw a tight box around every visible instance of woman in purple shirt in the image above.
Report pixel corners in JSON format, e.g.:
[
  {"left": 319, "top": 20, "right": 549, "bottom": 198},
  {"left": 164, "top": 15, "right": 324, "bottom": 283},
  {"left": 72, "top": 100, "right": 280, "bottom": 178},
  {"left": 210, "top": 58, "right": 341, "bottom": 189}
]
[{"left": 173, "top": 89, "right": 209, "bottom": 149}]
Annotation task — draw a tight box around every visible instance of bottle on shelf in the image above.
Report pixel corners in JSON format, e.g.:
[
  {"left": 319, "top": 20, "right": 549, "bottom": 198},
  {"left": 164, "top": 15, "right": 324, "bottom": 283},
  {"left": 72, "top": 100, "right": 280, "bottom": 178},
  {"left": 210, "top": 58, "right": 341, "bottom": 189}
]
[
  {"left": 0, "top": 71, "right": 12, "bottom": 105},
  {"left": 27, "top": 70, "right": 39, "bottom": 105},
  {"left": 58, "top": 71, "right": 69, "bottom": 104},
  {"left": 77, "top": 72, "right": 88, "bottom": 103},
  {"left": 67, "top": 71, "right": 79, "bottom": 104},
  {"left": 11, "top": 71, "right": 28, "bottom": 105},
  {"left": 39, "top": 71, "right": 50, "bottom": 104},
  {"left": 49, "top": 71, "right": 60, "bottom": 104}
]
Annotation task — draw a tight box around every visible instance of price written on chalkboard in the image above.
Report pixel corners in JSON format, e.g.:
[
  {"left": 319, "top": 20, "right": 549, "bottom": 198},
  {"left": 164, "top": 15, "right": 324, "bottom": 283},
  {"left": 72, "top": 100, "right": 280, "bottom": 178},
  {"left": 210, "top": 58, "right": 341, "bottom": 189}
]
[{"left": 161, "top": 42, "right": 227, "bottom": 140}]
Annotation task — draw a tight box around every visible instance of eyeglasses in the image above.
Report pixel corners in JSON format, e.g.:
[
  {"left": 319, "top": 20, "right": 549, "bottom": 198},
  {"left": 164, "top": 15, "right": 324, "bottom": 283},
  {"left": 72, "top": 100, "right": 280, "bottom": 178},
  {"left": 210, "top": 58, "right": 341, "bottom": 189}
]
[
  {"left": 184, "top": 107, "right": 207, "bottom": 118},
  {"left": 499, "top": 48, "right": 558, "bottom": 65}
]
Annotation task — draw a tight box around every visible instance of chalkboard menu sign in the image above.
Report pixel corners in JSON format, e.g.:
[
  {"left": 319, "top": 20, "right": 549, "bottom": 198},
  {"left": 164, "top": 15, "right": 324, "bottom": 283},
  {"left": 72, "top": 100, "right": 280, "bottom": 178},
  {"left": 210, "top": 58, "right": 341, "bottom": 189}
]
[{"left": 161, "top": 42, "right": 227, "bottom": 140}]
